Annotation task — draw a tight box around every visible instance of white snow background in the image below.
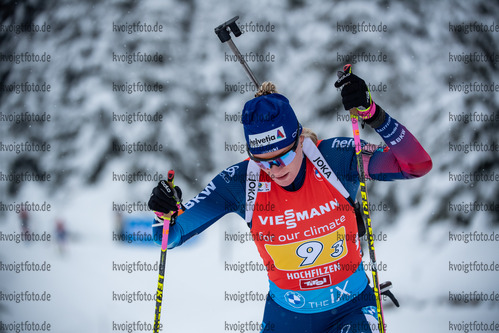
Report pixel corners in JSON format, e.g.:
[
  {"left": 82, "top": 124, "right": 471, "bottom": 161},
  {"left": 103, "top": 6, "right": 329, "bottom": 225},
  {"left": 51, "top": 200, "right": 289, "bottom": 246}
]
[{"left": 1, "top": 1, "right": 498, "bottom": 332}]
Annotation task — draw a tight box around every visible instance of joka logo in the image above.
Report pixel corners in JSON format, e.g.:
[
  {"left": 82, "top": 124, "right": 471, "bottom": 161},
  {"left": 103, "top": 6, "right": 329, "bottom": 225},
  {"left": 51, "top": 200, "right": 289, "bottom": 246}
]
[{"left": 248, "top": 126, "right": 286, "bottom": 148}]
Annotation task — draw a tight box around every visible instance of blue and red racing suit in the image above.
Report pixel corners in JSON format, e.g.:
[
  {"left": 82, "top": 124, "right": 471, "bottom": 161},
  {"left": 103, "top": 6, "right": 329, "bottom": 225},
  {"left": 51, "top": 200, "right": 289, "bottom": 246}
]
[{"left": 152, "top": 111, "right": 431, "bottom": 330}]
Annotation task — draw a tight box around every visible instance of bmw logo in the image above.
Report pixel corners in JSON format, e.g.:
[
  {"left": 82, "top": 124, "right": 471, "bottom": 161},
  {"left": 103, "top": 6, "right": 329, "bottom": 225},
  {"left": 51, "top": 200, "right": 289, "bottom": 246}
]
[{"left": 284, "top": 291, "right": 306, "bottom": 308}]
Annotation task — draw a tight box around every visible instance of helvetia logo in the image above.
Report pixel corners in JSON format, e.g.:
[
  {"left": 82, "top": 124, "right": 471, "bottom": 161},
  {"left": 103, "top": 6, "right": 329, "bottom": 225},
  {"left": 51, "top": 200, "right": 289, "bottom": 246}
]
[
  {"left": 276, "top": 129, "right": 285, "bottom": 139},
  {"left": 248, "top": 126, "right": 286, "bottom": 148}
]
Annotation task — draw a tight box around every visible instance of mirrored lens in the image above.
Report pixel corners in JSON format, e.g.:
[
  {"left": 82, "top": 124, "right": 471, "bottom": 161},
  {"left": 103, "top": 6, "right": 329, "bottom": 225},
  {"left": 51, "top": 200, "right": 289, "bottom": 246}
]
[{"left": 256, "top": 150, "right": 296, "bottom": 169}]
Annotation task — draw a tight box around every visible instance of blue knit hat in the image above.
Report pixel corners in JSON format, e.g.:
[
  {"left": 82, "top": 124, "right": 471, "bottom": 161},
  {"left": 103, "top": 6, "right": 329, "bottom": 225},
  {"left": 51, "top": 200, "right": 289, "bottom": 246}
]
[{"left": 242, "top": 93, "right": 302, "bottom": 155}]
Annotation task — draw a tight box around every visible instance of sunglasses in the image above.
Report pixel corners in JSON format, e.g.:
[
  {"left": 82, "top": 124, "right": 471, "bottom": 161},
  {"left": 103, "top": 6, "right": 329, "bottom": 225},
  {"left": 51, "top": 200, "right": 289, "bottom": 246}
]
[{"left": 247, "top": 125, "right": 301, "bottom": 169}]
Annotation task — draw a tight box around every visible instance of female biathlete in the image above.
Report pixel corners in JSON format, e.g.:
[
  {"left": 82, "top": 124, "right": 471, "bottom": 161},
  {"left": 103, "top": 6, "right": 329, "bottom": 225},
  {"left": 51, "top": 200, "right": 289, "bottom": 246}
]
[{"left": 148, "top": 69, "right": 432, "bottom": 333}]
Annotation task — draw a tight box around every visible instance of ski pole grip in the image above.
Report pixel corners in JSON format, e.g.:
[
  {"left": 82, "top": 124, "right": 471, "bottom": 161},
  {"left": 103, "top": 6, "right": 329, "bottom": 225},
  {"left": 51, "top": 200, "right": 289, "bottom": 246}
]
[
  {"left": 167, "top": 169, "right": 178, "bottom": 203},
  {"left": 166, "top": 169, "right": 183, "bottom": 213},
  {"left": 215, "top": 16, "right": 241, "bottom": 43},
  {"left": 167, "top": 170, "right": 175, "bottom": 187}
]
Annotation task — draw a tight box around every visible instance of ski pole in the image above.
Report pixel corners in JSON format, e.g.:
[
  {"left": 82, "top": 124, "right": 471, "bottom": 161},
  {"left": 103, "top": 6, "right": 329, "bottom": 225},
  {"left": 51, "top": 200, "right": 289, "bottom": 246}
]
[
  {"left": 215, "top": 16, "right": 261, "bottom": 89},
  {"left": 339, "top": 64, "right": 387, "bottom": 332},
  {"left": 153, "top": 170, "right": 181, "bottom": 333}
]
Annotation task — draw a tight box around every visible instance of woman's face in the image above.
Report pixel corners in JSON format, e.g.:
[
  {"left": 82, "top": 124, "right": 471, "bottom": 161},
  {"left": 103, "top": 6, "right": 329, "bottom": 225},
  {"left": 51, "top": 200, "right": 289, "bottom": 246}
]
[{"left": 252, "top": 136, "right": 305, "bottom": 187}]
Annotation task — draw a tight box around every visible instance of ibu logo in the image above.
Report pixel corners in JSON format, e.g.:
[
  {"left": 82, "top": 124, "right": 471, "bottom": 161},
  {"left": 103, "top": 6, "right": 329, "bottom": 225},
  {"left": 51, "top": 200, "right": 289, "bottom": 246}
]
[
  {"left": 284, "top": 291, "right": 306, "bottom": 308},
  {"left": 258, "top": 182, "right": 271, "bottom": 192}
]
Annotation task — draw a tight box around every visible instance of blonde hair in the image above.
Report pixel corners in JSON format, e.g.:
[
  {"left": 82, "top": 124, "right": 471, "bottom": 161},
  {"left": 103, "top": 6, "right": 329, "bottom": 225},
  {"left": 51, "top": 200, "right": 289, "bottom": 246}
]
[
  {"left": 255, "top": 81, "right": 278, "bottom": 97},
  {"left": 255, "top": 81, "right": 319, "bottom": 145},
  {"left": 302, "top": 127, "right": 318, "bottom": 145}
]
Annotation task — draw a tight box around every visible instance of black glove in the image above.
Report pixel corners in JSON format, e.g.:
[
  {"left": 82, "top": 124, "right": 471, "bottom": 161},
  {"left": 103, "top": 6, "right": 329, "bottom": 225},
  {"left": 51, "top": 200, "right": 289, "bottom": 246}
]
[
  {"left": 334, "top": 65, "right": 371, "bottom": 110},
  {"left": 148, "top": 180, "right": 183, "bottom": 217},
  {"left": 334, "top": 64, "right": 385, "bottom": 128}
]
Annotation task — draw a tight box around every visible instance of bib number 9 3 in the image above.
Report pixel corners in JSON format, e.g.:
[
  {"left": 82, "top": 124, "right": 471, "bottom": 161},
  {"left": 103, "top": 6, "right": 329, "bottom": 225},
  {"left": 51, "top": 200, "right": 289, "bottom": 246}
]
[
  {"left": 264, "top": 227, "right": 348, "bottom": 271},
  {"left": 296, "top": 239, "right": 344, "bottom": 267}
]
